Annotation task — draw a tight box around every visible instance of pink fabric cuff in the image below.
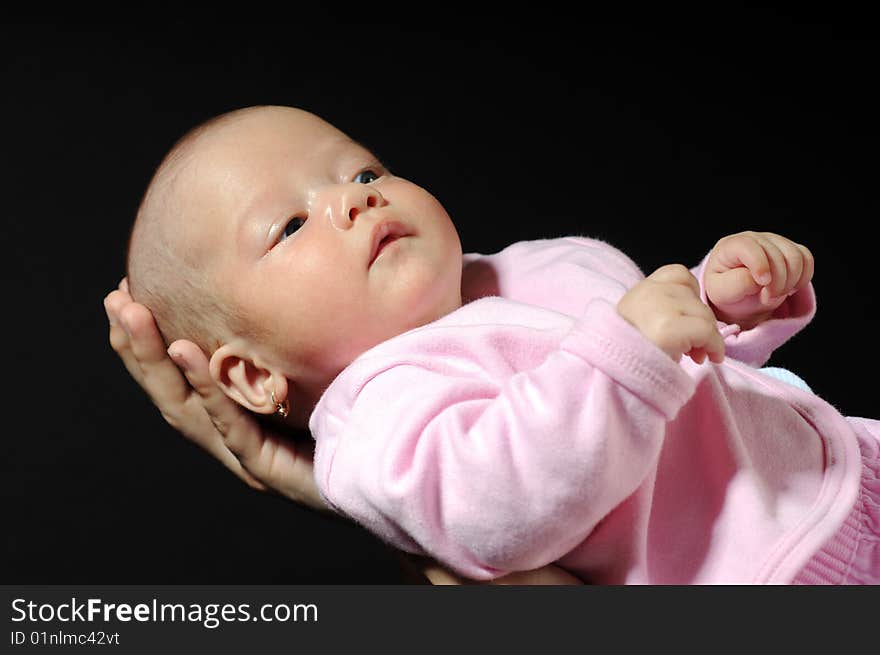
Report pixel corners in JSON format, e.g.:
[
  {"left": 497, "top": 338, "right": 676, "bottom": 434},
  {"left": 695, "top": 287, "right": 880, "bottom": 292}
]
[
  {"left": 690, "top": 252, "right": 817, "bottom": 367},
  {"left": 560, "top": 298, "right": 696, "bottom": 421}
]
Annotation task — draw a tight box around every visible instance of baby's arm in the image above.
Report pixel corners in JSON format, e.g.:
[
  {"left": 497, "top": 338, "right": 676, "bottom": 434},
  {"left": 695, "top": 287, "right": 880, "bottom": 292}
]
[
  {"left": 313, "top": 298, "right": 696, "bottom": 581},
  {"left": 690, "top": 231, "right": 816, "bottom": 367},
  {"left": 477, "top": 235, "right": 814, "bottom": 369}
]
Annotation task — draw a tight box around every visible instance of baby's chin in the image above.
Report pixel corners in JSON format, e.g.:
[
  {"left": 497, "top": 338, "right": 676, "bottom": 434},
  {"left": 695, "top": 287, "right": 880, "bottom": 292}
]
[{"left": 378, "top": 252, "right": 462, "bottom": 326}]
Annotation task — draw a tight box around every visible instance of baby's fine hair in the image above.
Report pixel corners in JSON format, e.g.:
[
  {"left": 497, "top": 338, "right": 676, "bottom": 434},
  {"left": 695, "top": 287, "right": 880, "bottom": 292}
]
[{"left": 126, "top": 109, "right": 264, "bottom": 354}]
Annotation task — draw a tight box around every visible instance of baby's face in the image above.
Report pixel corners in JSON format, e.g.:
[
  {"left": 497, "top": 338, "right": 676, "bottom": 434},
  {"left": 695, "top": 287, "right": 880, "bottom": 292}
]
[{"left": 181, "top": 107, "right": 463, "bottom": 422}]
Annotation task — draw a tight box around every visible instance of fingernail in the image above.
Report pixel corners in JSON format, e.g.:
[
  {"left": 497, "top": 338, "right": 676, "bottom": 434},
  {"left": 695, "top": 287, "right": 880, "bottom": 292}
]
[
  {"left": 167, "top": 347, "right": 185, "bottom": 369},
  {"left": 758, "top": 272, "right": 771, "bottom": 285}
]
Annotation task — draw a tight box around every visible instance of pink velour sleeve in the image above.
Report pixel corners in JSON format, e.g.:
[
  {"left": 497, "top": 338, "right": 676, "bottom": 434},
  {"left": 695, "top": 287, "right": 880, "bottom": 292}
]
[
  {"left": 690, "top": 252, "right": 817, "bottom": 368},
  {"left": 318, "top": 298, "right": 696, "bottom": 581}
]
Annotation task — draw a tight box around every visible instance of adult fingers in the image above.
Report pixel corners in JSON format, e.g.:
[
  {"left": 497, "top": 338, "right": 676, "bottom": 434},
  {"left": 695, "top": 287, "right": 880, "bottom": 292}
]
[
  {"left": 105, "top": 286, "right": 273, "bottom": 493},
  {"left": 168, "top": 340, "right": 311, "bottom": 496},
  {"left": 165, "top": 339, "right": 278, "bottom": 489},
  {"left": 116, "top": 300, "right": 191, "bottom": 409},
  {"left": 166, "top": 339, "right": 254, "bottom": 442},
  {"left": 105, "top": 289, "right": 147, "bottom": 388}
]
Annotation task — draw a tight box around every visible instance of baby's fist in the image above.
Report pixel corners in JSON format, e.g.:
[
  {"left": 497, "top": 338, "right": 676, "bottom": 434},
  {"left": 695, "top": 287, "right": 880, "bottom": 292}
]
[
  {"left": 617, "top": 264, "right": 725, "bottom": 365},
  {"left": 704, "top": 231, "right": 814, "bottom": 330}
]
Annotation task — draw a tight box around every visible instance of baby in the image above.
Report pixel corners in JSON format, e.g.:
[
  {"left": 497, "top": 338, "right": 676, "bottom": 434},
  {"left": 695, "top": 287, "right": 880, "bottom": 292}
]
[{"left": 126, "top": 105, "right": 879, "bottom": 584}]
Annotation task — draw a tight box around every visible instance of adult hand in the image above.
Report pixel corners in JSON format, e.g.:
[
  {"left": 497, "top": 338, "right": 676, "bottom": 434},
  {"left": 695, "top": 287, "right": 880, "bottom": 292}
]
[
  {"left": 104, "top": 279, "right": 583, "bottom": 585},
  {"left": 104, "top": 278, "right": 324, "bottom": 509}
]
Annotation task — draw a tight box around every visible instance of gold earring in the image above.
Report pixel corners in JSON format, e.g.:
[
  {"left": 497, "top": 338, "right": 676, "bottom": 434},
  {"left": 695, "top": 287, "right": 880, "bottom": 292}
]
[{"left": 271, "top": 390, "right": 290, "bottom": 418}]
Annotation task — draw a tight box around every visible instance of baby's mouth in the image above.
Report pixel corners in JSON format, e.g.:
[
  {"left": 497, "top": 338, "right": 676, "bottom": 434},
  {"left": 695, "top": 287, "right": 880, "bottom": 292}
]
[{"left": 369, "top": 221, "right": 410, "bottom": 266}]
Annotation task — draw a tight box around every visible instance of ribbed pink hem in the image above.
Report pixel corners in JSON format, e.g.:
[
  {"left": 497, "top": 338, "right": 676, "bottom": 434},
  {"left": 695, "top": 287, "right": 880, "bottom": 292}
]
[{"left": 793, "top": 418, "right": 880, "bottom": 585}]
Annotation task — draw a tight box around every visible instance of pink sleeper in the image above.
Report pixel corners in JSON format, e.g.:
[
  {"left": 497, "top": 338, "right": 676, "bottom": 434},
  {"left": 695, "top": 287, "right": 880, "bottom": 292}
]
[{"left": 310, "top": 237, "right": 879, "bottom": 584}]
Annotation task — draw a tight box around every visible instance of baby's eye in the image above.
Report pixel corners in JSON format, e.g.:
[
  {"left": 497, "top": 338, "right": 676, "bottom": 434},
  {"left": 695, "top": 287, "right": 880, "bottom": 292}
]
[
  {"left": 280, "top": 216, "right": 306, "bottom": 242},
  {"left": 354, "top": 169, "right": 380, "bottom": 184}
]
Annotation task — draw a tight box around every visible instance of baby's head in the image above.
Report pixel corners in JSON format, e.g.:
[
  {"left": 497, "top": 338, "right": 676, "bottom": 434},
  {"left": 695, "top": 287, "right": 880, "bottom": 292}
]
[{"left": 127, "top": 106, "right": 463, "bottom": 428}]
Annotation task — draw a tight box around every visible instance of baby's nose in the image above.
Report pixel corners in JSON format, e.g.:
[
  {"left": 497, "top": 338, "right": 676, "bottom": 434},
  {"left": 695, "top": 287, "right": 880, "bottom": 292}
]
[
  {"left": 330, "top": 184, "right": 383, "bottom": 229},
  {"left": 346, "top": 187, "right": 381, "bottom": 222}
]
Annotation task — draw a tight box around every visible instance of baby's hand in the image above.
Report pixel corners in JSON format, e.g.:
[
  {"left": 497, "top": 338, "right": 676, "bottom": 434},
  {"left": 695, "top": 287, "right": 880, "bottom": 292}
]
[
  {"left": 704, "top": 231, "right": 814, "bottom": 330},
  {"left": 617, "top": 264, "right": 725, "bottom": 365}
]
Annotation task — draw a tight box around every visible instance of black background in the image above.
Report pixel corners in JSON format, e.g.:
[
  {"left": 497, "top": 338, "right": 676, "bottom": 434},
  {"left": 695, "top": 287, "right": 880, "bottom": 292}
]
[{"left": 2, "top": 15, "right": 877, "bottom": 584}]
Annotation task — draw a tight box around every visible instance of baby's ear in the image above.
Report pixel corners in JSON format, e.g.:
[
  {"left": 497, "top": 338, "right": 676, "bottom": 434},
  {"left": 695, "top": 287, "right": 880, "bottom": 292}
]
[{"left": 208, "top": 343, "right": 288, "bottom": 414}]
